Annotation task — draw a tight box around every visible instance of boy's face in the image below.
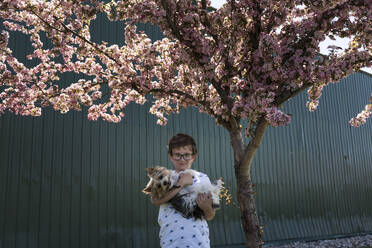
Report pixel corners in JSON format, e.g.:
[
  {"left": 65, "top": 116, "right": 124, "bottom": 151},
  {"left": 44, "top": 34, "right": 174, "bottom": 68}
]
[{"left": 169, "top": 145, "right": 196, "bottom": 172}]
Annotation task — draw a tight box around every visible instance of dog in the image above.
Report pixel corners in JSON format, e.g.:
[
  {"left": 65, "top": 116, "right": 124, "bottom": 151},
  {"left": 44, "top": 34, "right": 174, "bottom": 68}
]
[
  {"left": 142, "top": 166, "right": 179, "bottom": 199},
  {"left": 142, "top": 166, "right": 224, "bottom": 219}
]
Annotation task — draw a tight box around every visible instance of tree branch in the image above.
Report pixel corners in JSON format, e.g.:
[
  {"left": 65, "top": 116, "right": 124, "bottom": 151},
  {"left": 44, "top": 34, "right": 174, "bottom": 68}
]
[
  {"left": 240, "top": 117, "right": 269, "bottom": 178},
  {"left": 160, "top": 0, "right": 232, "bottom": 110},
  {"left": 273, "top": 82, "right": 313, "bottom": 106}
]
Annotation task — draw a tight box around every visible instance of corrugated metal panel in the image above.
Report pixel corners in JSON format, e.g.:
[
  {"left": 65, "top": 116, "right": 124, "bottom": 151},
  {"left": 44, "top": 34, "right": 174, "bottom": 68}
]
[
  {"left": 1, "top": 12, "right": 372, "bottom": 248},
  {"left": 0, "top": 104, "right": 243, "bottom": 248},
  {"left": 252, "top": 72, "right": 372, "bottom": 242}
]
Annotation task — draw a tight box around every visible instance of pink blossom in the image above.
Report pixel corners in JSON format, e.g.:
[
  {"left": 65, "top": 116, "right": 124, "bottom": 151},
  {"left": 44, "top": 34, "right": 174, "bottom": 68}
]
[
  {"left": 265, "top": 107, "right": 291, "bottom": 127},
  {"left": 350, "top": 103, "right": 372, "bottom": 127},
  {"left": 0, "top": 0, "right": 371, "bottom": 127}
]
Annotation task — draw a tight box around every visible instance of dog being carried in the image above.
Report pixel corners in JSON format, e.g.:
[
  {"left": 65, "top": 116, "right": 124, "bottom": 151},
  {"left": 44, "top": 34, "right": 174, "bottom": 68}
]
[{"left": 143, "top": 166, "right": 223, "bottom": 219}]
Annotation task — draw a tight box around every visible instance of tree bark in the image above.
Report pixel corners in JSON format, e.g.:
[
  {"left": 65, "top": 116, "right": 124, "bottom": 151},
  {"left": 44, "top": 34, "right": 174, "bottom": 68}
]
[
  {"left": 236, "top": 172, "right": 262, "bottom": 248},
  {"left": 229, "top": 118, "right": 269, "bottom": 248}
]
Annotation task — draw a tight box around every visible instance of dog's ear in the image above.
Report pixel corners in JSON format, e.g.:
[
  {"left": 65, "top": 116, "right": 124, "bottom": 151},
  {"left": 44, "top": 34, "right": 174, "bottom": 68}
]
[
  {"left": 142, "top": 179, "right": 153, "bottom": 194},
  {"left": 146, "top": 167, "right": 154, "bottom": 176},
  {"left": 146, "top": 167, "right": 158, "bottom": 177}
]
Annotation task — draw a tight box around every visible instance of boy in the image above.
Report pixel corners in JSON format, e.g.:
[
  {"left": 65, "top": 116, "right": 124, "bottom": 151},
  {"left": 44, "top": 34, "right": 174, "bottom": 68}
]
[{"left": 151, "top": 133, "right": 215, "bottom": 248}]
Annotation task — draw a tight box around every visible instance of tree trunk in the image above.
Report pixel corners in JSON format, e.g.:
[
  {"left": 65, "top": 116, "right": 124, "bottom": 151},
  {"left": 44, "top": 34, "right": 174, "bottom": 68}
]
[
  {"left": 229, "top": 118, "right": 269, "bottom": 248},
  {"left": 235, "top": 168, "right": 263, "bottom": 248}
]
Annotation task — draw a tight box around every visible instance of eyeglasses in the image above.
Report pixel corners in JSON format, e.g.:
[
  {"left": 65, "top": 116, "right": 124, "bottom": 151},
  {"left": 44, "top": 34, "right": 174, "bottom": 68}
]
[{"left": 172, "top": 153, "right": 193, "bottom": 161}]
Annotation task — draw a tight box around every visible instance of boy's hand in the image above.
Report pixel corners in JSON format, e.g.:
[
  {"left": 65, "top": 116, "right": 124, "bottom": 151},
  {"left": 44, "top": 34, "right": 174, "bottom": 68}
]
[
  {"left": 196, "top": 192, "right": 213, "bottom": 211},
  {"left": 177, "top": 173, "right": 193, "bottom": 187},
  {"left": 196, "top": 192, "right": 215, "bottom": 221}
]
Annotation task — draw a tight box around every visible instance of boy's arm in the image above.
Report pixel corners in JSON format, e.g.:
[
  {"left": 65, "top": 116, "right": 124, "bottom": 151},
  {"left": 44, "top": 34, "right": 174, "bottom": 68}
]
[
  {"left": 202, "top": 206, "right": 215, "bottom": 221},
  {"left": 151, "top": 186, "right": 183, "bottom": 206},
  {"left": 151, "top": 173, "right": 193, "bottom": 206}
]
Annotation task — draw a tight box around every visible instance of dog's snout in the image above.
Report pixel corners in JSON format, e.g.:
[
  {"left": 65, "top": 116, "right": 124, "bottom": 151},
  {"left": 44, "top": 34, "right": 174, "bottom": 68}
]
[{"left": 163, "top": 181, "right": 169, "bottom": 186}]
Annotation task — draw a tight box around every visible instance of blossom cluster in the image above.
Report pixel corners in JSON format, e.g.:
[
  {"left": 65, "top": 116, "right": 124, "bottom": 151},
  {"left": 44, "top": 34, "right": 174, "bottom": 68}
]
[
  {"left": 0, "top": 0, "right": 371, "bottom": 132},
  {"left": 349, "top": 94, "right": 372, "bottom": 127}
]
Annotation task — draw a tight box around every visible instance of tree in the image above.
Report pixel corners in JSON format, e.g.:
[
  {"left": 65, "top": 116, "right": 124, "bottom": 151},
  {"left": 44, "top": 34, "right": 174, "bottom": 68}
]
[{"left": 1, "top": 0, "right": 371, "bottom": 247}]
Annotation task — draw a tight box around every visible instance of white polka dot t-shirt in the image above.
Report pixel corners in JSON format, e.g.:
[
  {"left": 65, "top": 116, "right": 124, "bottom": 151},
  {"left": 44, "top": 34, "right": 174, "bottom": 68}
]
[{"left": 158, "top": 170, "right": 211, "bottom": 248}]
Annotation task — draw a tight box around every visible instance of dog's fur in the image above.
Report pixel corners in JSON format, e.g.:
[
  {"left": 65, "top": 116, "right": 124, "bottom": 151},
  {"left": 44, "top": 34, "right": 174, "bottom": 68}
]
[
  {"left": 142, "top": 166, "right": 178, "bottom": 199},
  {"left": 143, "top": 166, "right": 223, "bottom": 219}
]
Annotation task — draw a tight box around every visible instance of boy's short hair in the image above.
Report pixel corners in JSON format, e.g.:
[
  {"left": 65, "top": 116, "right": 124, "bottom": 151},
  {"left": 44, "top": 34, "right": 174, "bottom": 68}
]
[{"left": 168, "top": 133, "right": 198, "bottom": 155}]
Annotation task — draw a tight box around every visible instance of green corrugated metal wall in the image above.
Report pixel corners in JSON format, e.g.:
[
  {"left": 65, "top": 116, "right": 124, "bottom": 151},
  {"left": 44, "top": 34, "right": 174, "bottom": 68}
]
[
  {"left": 1, "top": 14, "right": 372, "bottom": 248},
  {"left": 253, "top": 72, "right": 372, "bottom": 242},
  {"left": 0, "top": 99, "right": 243, "bottom": 248}
]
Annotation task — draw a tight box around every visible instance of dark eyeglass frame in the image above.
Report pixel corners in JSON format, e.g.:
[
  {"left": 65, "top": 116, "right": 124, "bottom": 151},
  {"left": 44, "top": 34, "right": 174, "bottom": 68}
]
[{"left": 172, "top": 153, "right": 194, "bottom": 161}]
